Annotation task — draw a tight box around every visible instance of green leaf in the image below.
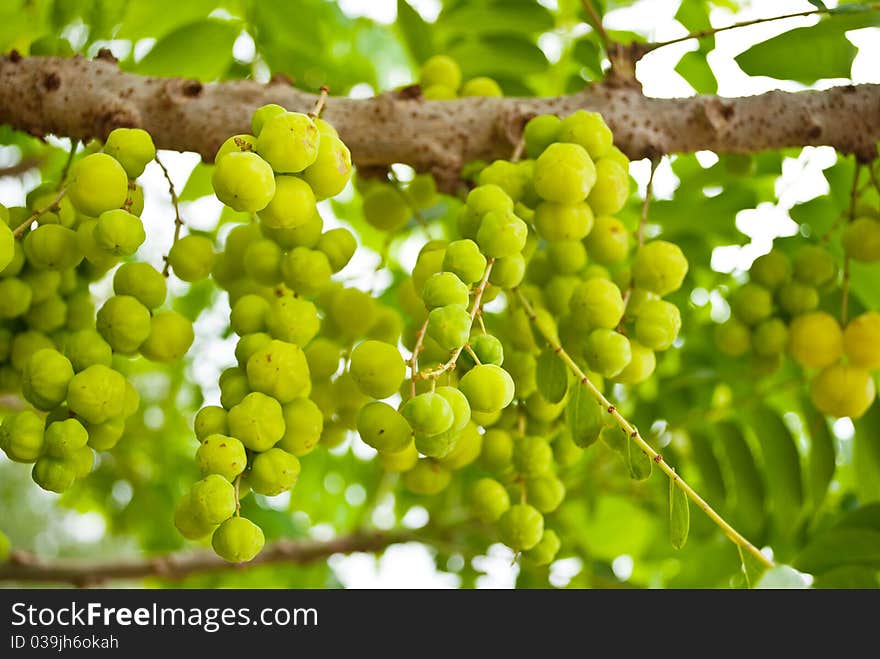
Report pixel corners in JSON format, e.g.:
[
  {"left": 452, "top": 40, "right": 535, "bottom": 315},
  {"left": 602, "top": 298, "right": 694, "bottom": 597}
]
[
  {"left": 134, "top": 19, "right": 240, "bottom": 80},
  {"left": 117, "top": 0, "right": 220, "bottom": 41},
  {"left": 180, "top": 163, "right": 215, "bottom": 201},
  {"left": 808, "top": 0, "right": 828, "bottom": 9},
  {"left": 565, "top": 385, "right": 603, "bottom": 449},
  {"left": 854, "top": 403, "right": 880, "bottom": 503},
  {"left": 626, "top": 433, "right": 652, "bottom": 481},
  {"left": 738, "top": 546, "right": 769, "bottom": 588},
  {"left": 536, "top": 349, "right": 568, "bottom": 404},
  {"left": 795, "top": 527, "right": 880, "bottom": 573},
  {"left": 396, "top": 0, "right": 435, "bottom": 65},
  {"left": 675, "top": 51, "right": 718, "bottom": 94},
  {"left": 438, "top": 2, "right": 554, "bottom": 36},
  {"left": 688, "top": 431, "right": 726, "bottom": 508},
  {"left": 750, "top": 407, "right": 804, "bottom": 537},
  {"left": 812, "top": 566, "right": 880, "bottom": 589},
  {"left": 669, "top": 475, "right": 690, "bottom": 550},
  {"left": 446, "top": 36, "right": 548, "bottom": 79},
  {"left": 755, "top": 565, "right": 810, "bottom": 589},
  {"left": 804, "top": 406, "right": 836, "bottom": 512},
  {"left": 733, "top": 15, "right": 880, "bottom": 83},
  {"left": 572, "top": 39, "right": 603, "bottom": 80},
  {"left": 717, "top": 422, "right": 766, "bottom": 540}
]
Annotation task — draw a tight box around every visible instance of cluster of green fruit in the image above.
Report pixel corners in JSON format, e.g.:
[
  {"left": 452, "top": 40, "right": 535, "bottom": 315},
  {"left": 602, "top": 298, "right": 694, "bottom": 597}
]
[
  {"left": 177, "top": 104, "right": 359, "bottom": 563},
  {"left": 344, "top": 111, "right": 687, "bottom": 564},
  {"left": 714, "top": 243, "right": 879, "bottom": 419},
  {"left": 418, "top": 54, "right": 503, "bottom": 100},
  {"left": 0, "top": 128, "right": 197, "bottom": 493}
]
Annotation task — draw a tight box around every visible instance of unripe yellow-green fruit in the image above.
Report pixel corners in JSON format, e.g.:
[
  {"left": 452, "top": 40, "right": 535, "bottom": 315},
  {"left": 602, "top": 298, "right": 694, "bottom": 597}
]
[
  {"left": 227, "top": 391, "right": 285, "bottom": 452},
  {"left": 402, "top": 459, "right": 452, "bottom": 495},
  {"left": 0, "top": 221, "right": 13, "bottom": 272},
  {"left": 212, "top": 517, "right": 265, "bottom": 563},
  {"left": 103, "top": 128, "right": 156, "bottom": 178},
  {"left": 810, "top": 364, "right": 875, "bottom": 419},
  {"left": 302, "top": 134, "right": 352, "bottom": 200},
  {"left": 363, "top": 185, "right": 410, "bottom": 232},
  {"left": 526, "top": 529, "right": 561, "bottom": 565},
  {"left": 533, "top": 142, "right": 596, "bottom": 204},
  {"left": 246, "top": 339, "right": 311, "bottom": 403},
  {"left": 499, "top": 504, "right": 544, "bottom": 552},
  {"left": 24, "top": 224, "right": 83, "bottom": 270},
  {"left": 66, "top": 364, "right": 127, "bottom": 424},
  {"left": 419, "top": 55, "right": 462, "bottom": 90},
  {"left": 471, "top": 477, "right": 511, "bottom": 522},
  {"left": 249, "top": 448, "right": 301, "bottom": 496},
  {"left": 0, "top": 410, "right": 45, "bottom": 463},
  {"left": 842, "top": 217, "right": 880, "bottom": 262},
  {"left": 350, "top": 340, "right": 406, "bottom": 399},
  {"left": 96, "top": 295, "right": 152, "bottom": 355},
  {"left": 32, "top": 456, "right": 76, "bottom": 493},
  {"left": 251, "top": 104, "right": 286, "bottom": 136},
  {"left": 278, "top": 398, "right": 324, "bottom": 456},
  {"left": 196, "top": 434, "right": 247, "bottom": 481},
  {"left": 22, "top": 348, "right": 74, "bottom": 410},
  {"left": 632, "top": 240, "right": 689, "bottom": 296},
  {"left": 557, "top": 109, "right": 613, "bottom": 160},
  {"left": 68, "top": 153, "right": 129, "bottom": 216},
  {"left": 459, "top": 364, "right": 515, "bottom": 413},
  {"left": 258, "top": 176, "right": 316, "bottom": 229},
  {"left": 139, "top": 311, "right": 194, "bottom": 362},
  {"left": 256, "top": 112, "right": 320, "bottom": 173},
  {"left": 844, "top": 312, "right": 880, "bottom": 369},
  {"left": 212, "top": 151, "right": 276, "bottom": 212},
  {"left": 788, "top": 311, "right": 842, "bottom": 369},
  {"left": 168, "top": 235, "right": 216, "bottom": 282},
  {"left": 460, "top": 77, "right": 502, "bottom": 97}
]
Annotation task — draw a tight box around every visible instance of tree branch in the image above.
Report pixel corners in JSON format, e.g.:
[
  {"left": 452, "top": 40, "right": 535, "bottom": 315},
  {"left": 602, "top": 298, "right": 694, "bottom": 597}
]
[
  {"left": 0, "top": 530, "right": 415, "bottom": 586},
  {"left": 0, "top": 55, "right": 878, "bottom": 190}
]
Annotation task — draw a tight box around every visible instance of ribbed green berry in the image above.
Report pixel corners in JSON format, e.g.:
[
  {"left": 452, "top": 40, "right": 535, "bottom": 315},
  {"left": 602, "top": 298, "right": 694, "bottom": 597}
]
[
  {"left": 103, "top": 128, "right": 155, "bottom": 178},
  {"left": 480, "top": 429, "right": 513, "bottom": 472},
  {"left": 526, "top": 529, "right": 561, "bottom": 565},
  {"left": 304, "top": 338, "right": 341, "bottom": 379},
  {"left": 246, "top": 339, "right": 310, "bottom": 403},
  {"left": 499, "top": 504, "right": 544, "bottom": 552},
  {"left": 533, "top": 142, "right": 596, "bottom": 204},
  {"left": 194, "top": 406, "right": 229, "bottom": 441},
  {"left": 0, "top": 410, "right": 45, "bottom": 463},
  {"left": 635, "top": 299, "right": 682, "bottom": 351},
  {"left": 714, "top": 319, "right": 751, "bottom": 357},
  {"left": 235, "top": 333, "right": 272, "bottom": 367},
  {"left": 534, "top": 201, "right": 594, "bottom": 242},
  {"left": 168, "top": 235, "right": 216, "bottom": 282},
  {"left": 489, "top": 254, "right": 525, "bottom": 288},
  {"left": 526, "top": 475, "right": 565, "bottom": 513},
  {"left": 363, "top": 185, "right": 410, "bottom": 232},
  {"left": 793, "top": 245, "right": 836, "bottom": 287},
  {"left": 316, "top": 228, "right": 357, "bottom": 272},
  {"left": 842, "top": 217, "right": 880, "bottom": 262},
  {"left": 22, "top": 348, "right": 74, "bottom": 410},
  {"left": 113, "top": 262, "right": 166, "bottom": 308},
  {"left": 476, "top": 209, "right": 528, "bottom": 258},
  {"left": 731, "top": 282, "right": 773, "bottom": 326},
  {"left": 402, "top": 392, "right": 455, "bottom": 436},
  {"left": 68, "top": 153, "right": 128, "bottom": 216},
  {"left": 378, "top": 441, "right": 419, "bottom": 472},
  {"left": 219, "top": 367, "right": 250, "bottom": 410},
  {"left": 302, "top": 134, "right": 352, "bottom": 200},
  {"left": 249, "top": 448, "right": 301, "bottom": 496},
  {"left": 257, "top": 112, "right": 320, "bottom": 173},
  {"left": 0, "top": 278, "right": 32, "bottom": 319},
  {"left": 587, "top": 158, "right": 629, "bottom": 215},
  {"left": 258, "top": 176, "right": 317, "bottom": 230},
  {"left": 66, "top": 365, "right": 127, "bottom": 424},
  {"left": 190, "top": 474, "right": 236, "bottom": 524},
  {"left": 32, "top": 456, "right": 76, "bottom": 493},
  {"left": 357, "top": 401, "right": 413, "bottom": 453},
  {"left": 569, "top": 278, "right": 624, "bottom": 330},
  {"left": 139, "top": 311, "right": 194, "bottom": 362},
  {"left": 0, "top": 221, "right": 14, "bottom": 272},
  {"left": 96, "top": 295, "right": 151, "bottom": 354},
  {"left": 557, "top": 110, "right": 613, "bottom": 159},
  {"left": 470, "top": 333, "right": 504, "bottom": 366},
  {"left": 212, "top": 516, "right": 265, "bottom": 563},
  {"left": 230, "top": 294, "right": 269, "bottom": 335},
  {"left": 278, "top": 398, "right": 324, "bottom": 456},
  {"left": 513, "top": 436, "right": 553, "bottom": 477},
  {"left": 350, "top": 340, "right": 406, "bottom": 399},
  {"left": 227, "top": 391, "right": 285, "bottom": 452},
  {"left": 753, "top": 317, "right": 789, "bottom": 357},
  {"left": 632, "top": 240, "right": 689, "bottom": 296},
  {"left": 422, "top": 272, "right": 469, "bottom": 309},
  {"left": 402, "top": 459, "right": 452, "bottom": 495},
  {"left": 751, "top": 250, "right": 791, "bottom": 289},
  {"left": 584, "top": 329, "right": 632, "bottom": 378},
  {"left": 442, "top": 239, "right": 487, "bottom": 284},
  {"left": 420, "top": 55, "right": 462, "bottom": 89},
  {"left": 614, "top": 340, "right": 655, "bottom": 384},
  {"left": 585, "top": 215, "right": 629, "bottom": 265},
  {"left": 459, "top": 364, "right": 515, "bottom": 413},
  {"left": 24, "top": 224, "right": 83, "bottom": 270},
  {"left": 279, "top": 247, "right": 331, "bottom": 297},
  {"left": 777, "top": 281, "right": 819, "bottom": 316},
  {"left": 44, "top": 419, "right": 89, "bottom": 458},
  {"left": 524, "top": 114, "right": 561, "bottom": 159},
  {"left": 92, "top": 209, "right": 145, "bottom": 256},
  {"left": 471, "top": 477, "right": 511, "bottom": 522},
  {"left": 265, "top": 295, "right": 320, "bottom": 346},
  {"left": 251, "top": 104, "right": 286, "bottom": 136},
  {"left": 212, "top": 151, "right": 276, "bottom": 212},
  {"left": 427, "top": 304, "right": 472, "bottom": 352},
  {"left": 174, "top": 493, "right": 216, "bottom": 540}
]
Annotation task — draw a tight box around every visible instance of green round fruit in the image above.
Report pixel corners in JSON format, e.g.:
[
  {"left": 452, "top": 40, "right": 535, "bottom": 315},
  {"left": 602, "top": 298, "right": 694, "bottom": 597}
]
[
  {"left": 278, "top": 398, "right": 324, "bottom": 456},
  {"left": 476, "top": 209, "right": 528, "bottom": 258},
  {"left": 92, "top": 209, "right": 145, "bottom": 256},
  {"left": 614, "top": 340, "right": 656, "bottom": 384},
  {"left": 363, "top": 185, "right": 410, "bottom": 232},
  {"left": 526, "top": 475, "right": 565, "bottom": 513},
  {"left": 230, "top": 294, "right": 269, "bottom": 335},
  {"left": 777, "top": 281, "right": 819, "bottom": 316},
  {"left": 103, "top": 128, "right": 156, "bottom": 178},
  {"left": 212, "top": 517, "right": 265, "bottom": 563},
  {"left": 139, "top": 311, "right": 194, "bottom": 362},
  {"left": 443, "top": 239, "right": 487, "bottom": 284},
  {"left": 96, "top": 295, "right": 152, "bottom": 354},
  {"left": 632, "top": 240, "right": 688, "bottom": 296},
  {"left": 811, "top": 364, "right": 875, "bottom": 419},
  {"left": 569, "top": 278, "right": 624, "bottom": 330},
  {"left": 0, "top": 410, "right": 45, "bottom": 463},
  {"left": 427, "top": 304, "right": 473, "bottom": 352},
  {"left": 22, "top": 348, "right": 74, "bottom": 410},
  {"left": 24, "top": 224, "right": 83, "bottom": 270},
  {"left": 212, "top": 151, "right": 276, "bottom": 212},
  {"left": 458, "top": 364, "right": 515, "bottom": 413},
  {"left": 584, "top": 329, "right": 632, "bottom": 378},
  {"left": 533, "top": 142, "right": 596, "bottom": 204},
  {"left": 44, "top": 418, "right": 89, "bottom": 458},
  {"left": 513, "top": 436, "right": 553, "bottom": 477},
  {"left": 279, "top": 247, "right": 331, "bottom": 297},
  {"left": 584, "top": 215, "right": 629, "bottom": 265},
  {"left": 499, "top": 504, "right": 544, "bottom": 552},
  {"left": 227, "top": 391, "right": 285, "bottom": 452},
  {"left": 246, "top": 339, "right": 311, "bottom": 403},
  {"left": 249, "top": 448, "right": 301, "bottom": 496},
  {"left": 402, "top": 392, "right": 455, "bottom": 436},
  {"left": 357, "top": 401, "right": 413, "bottom": 453},
  {"left": 844, "top": 312, "right": 880, "bottom": 369},
  {"left": 788, "top": 311, "right": 842, "bottom": 369},
  {"left": 731, "top": 282, "right": 773, "bottom": 326},
  {"left": 302, "top": 134, "right": 352, "bottom": 200},
  {"left": 480, "top": 429, "right": 513, "bottom": 472},
  {"left": 251, "top": 104, "right": 286, "bottom": 136},
  {"left": 0, "top": 278, "right": 32, "bottom": 318},
  {"left": 194, "top": 406, "right": 229, "bottom": 440},
  {"left": 350, "top": 340, "right": 406, "bottom": 399},
  {"left": 557, "top": 109, "right": 613, "bottom": 159},
  {"left": 422, "top": 272, "right": 470, "bottom": 309},
  {"left": 32, "top": 456, "right": 76, "bottom": 493},
  {"left": 420, "top": 54, "right": 462, "bottom": 90},
  {"left": 753, "top": 318, "right": 789, "bottom": 357},
  {"left": 316, "top": 228, "right": 357, "bottom": 272},
  {"left": 113, "top": 262, "right": 166, "bottom": 308},
  {"left": 168, "top": 235, "right": 216, "bottom": 282},
  {"left": 304, "top": 338, "right": 341, "bottom": 379},
  {"left": 471, "top": 477, "right": 511, "bottom": 522},
  {"left": 460, "top": 76, "right": 503, "bottom": 97},
  {"left": 258, "top": 176, "right": 317, "bottom": 230},
  {"left": 402, "top": 459, "right": 452, "bottom": 495},
  {"left": 66, "top": 364, "right": 127, "bottom": 424},
  {"left": 174, "top": 493, "right": 217, "bottom": 540},
  {"left": 793, "top": 245, "right": 836, "bottom": 287},
  {"left": 587, "top": 158, "right": 629, "bottom": 215},
  {"left": 378, "top": 441, "right": 419, "bottom": 472},
  {"left": 190, "top": 474, "right": 237, "bottom": 524},
  {"left": 68, "top": 153, "right": 129, "bottom": 216},
  {"left": 526, "top": 529, "right": 561, "bottom": 565},
  {"left": 256, "top": 112, "right": 320, "bottom": 173},
  {"left": 265, "top": 295, "right": 320, "bottom": 346},
  {"left": 842, "top": 217, "right": 880, "bottom": 262},
  {"left": 635, "top": 299, "right": 681, "bottom": 351},
  {"left": 751, "top": 250, "right": 791, "bottom": 289},
  {"left": 215, "top": 134, "right": 257, "bottom": 161},
  {"left": 524, "top": 114, "right": 561, "bottom": 159},
  {"left": 0, "top": 221, "right": 13, "bottom": 272}
]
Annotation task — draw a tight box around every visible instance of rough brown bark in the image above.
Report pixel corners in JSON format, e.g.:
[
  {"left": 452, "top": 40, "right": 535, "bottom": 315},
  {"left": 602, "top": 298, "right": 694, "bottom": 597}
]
[
  {"left": 0, "top": 531, "right": 414, "bottom": 586},
  {"left": 1, "top": 55, "right": 878, "bottom": 187}
]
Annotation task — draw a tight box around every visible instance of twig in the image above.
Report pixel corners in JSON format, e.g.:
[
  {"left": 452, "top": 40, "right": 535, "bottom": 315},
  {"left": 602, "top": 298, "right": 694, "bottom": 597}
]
[
  {"left": 155, "top": 153, "right": 184, "bottom": 277},
  {"left": 58, "top": 138, "right": 78, "bottom": 188},
  {"left": 513, "top": 288, "right": 774, "bottom": 571},
  {"left": 841, "top": 161, "right": 861, "bottom": 324},
  {"left": 510, "top": 135, "right": 525, "bottom": 163},
  {"left": 0, "top": 530, "right": 415, "bottom": 586},
  {"left": 409, "top": 317, "right": 430, "bottom": 398},
  {"left": 416, "top": 259, "right": 495, "bottom": 380},
  {"left": 309, "top": 85, "right": 330, "bottom": 120},
  {"left": 580, "top": 0, "right": 611, "bottom": 51},
  {"left": 636, "top": 157, "right": 658, "bottom": 247},
  {"left": 12, "top": 186, "right": 67, "bottom": 237}
]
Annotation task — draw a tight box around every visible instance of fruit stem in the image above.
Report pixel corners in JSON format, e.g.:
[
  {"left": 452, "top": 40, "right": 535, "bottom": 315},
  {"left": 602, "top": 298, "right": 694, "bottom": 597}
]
[
  {"left": 58, "top": 138, "right": 78, "bottom": 190},
  {"left": 513, "top": 287, "right": 774, "bottom": 572},
  {"left": 309, "top": 85, "right": 330, "bottom": 120},
  {"left": 12, "top": 186, "right": 67, "bottom": 238},
  {"left": 154, "top": 153, "right": 185, "bottom": 277},
  {"left": 841, "top": 160, "right": 861, "bottom": 324},
  {"left": 416, "top": 258, "right": 495, "bottom": 381},
  {"left": 580, "top": 0, "right": 611, "bottom": 52}
]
